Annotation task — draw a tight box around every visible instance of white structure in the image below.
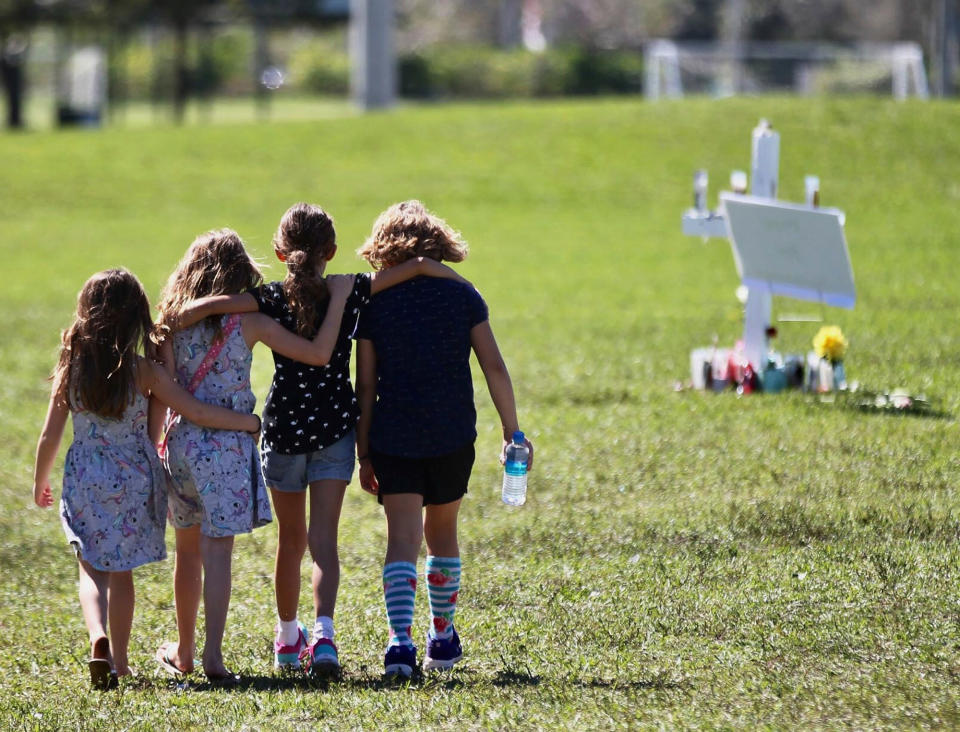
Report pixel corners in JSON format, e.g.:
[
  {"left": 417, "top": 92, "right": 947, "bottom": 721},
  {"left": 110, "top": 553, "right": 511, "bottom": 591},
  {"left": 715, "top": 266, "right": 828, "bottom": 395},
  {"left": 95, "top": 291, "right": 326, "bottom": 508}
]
[
  {"left": 645, "top": 40, "right": 929, "bottom": 101},
  {"left": 350, "top": 0, "right": 395, "bottom": 110},
  {"left": 58, "top": 46, "right": 107, "bottom": 124},
  {"left": 682, "top": 119, "right": 855, "bottom": 371}
]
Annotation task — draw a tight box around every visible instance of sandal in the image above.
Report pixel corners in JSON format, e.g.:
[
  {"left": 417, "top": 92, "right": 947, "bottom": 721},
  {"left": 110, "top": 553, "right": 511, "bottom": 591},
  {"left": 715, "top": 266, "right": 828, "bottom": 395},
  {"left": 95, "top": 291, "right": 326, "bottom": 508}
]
[
  {"left": 155, "top": 642, "right": 190, "bottom": 677},
  {"left": 89, "top": 658, "right": 117, "bottom": 690}
]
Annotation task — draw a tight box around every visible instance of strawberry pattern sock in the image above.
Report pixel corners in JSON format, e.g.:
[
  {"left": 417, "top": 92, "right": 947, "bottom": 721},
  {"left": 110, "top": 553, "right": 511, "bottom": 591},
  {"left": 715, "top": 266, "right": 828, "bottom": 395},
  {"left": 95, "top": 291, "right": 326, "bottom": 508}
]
[
  {"left": 426, "top": 555, "right": 461, "bottom": 640},
  {"left": 383, "top": 561, "right": 418, "bottom": 648}
]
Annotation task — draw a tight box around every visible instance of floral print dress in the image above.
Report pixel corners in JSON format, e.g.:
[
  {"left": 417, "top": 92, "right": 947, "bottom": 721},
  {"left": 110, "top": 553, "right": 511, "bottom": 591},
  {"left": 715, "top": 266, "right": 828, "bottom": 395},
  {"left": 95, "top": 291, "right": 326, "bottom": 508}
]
[
  {"left": 60, "top": 390, "right": 167, "bottom": 571},
  {"left": 164, "top": 314, "right": 271, "bottom": 537}
]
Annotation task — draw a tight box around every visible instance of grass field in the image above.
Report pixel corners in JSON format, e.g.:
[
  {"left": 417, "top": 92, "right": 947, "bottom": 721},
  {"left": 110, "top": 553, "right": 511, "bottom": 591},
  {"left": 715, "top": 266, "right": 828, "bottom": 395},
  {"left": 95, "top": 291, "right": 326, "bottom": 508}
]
[{"left": 2, "top": 96, "right": 960, "bottom": 729}]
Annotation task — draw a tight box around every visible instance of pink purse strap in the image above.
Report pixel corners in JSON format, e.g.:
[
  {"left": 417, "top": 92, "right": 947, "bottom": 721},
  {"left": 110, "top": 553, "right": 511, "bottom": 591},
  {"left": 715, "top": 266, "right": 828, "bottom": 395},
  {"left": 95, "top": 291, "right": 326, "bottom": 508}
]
[
  {"left": 186, "top": 314, "right": 242, "bottom": 395},
  {"left": 158, "top": 314, "right": 242, "bottom": 459}
]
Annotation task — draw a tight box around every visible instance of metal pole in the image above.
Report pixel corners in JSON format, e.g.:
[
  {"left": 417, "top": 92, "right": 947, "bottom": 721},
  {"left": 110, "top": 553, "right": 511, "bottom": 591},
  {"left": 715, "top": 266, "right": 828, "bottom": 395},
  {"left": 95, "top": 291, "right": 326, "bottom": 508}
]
[{"left": 350, "top": 0, "right": 396, "bottom": 110}]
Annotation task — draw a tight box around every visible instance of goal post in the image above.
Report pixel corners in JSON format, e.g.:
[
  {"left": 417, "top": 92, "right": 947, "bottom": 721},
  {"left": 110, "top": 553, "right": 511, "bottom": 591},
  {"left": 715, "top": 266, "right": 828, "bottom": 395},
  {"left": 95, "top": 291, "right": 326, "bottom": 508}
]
[{"left": 644, "top": 40, "right": 929, "bottom": 101}]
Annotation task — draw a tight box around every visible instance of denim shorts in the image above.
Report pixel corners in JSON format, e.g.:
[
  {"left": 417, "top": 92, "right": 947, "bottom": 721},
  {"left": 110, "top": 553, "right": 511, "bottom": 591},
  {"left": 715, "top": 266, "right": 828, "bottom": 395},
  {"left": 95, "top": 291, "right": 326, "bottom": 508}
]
[{"left": 261, "top": 430, "right": 356, "bottom": 493}]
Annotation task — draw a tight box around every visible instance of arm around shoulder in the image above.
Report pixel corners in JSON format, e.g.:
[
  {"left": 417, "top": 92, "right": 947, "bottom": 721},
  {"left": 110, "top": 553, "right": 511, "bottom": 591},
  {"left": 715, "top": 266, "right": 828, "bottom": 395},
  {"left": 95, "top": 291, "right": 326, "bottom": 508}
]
[
  {"left": 243, "top": 303, "right": 345, "bottom": 367},
  {"left": 175, "top": 293, "right": 259, "bottom": 330},
  {"left": 142, "top": 359, "right": 259, "bottom": 433},
  {"left": 369, "top": 257, "right": 469, "bottom": 294}
]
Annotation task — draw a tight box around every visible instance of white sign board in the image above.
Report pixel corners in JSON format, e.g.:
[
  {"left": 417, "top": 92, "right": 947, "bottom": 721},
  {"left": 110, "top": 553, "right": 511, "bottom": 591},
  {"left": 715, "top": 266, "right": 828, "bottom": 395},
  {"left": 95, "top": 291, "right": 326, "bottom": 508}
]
[{"left": 720, "top": 193, "right": 855, "bottom": 309}]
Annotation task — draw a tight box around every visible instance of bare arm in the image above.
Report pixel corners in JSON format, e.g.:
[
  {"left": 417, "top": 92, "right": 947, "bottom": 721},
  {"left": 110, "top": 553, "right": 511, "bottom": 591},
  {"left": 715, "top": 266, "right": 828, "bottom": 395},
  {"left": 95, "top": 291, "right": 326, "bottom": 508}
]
[
  {"left": 470, "top": 320, "right": 534, "bottom": 470},
  {"left": 355, "top": 338, "right": 379, "bottom": 495},
  {"left": 33, "top": 386, "right": 69, "bottom": 508},
  {"left": 146, "top": 339, "right": 174, "bottom": 444},
  {"left": 175, "top": 293, "right": 259, "bottom": 330},
  {"left": 369, "top": 256, "right": 470, "bottom": 295},
  {"left": 242, "top": 275, "right": 354, "bottom": 366},
  {"left": 141, "top": 359, "right": 260, "bottom": 433},
  {"left": 147, "top": 338, "right": 177, "bottom": 444}
]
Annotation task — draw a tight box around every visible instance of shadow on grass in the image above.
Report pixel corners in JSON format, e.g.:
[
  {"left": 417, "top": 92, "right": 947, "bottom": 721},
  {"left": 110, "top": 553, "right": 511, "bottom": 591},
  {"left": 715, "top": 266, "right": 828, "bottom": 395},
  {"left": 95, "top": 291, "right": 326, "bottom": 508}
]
[
  {"left": 841, "top": 403, "right": 953, "bottom": 420},
  {"left": 811, "top": 391, "right": 953, "bottom": 421},
  {"left": 150, "top": 669, "right": 469, "bottom": 693},
  {"left": 492, "top": 669, "right": 541, "bottom": 687},
  {"left": 140, "top": 667, "right": 679, "bottom": 694}
]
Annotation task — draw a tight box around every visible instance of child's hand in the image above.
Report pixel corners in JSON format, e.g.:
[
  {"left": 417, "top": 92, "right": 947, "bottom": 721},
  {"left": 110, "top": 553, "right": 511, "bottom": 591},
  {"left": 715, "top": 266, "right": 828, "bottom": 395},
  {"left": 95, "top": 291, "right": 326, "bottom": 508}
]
[
  {"left": 33, "top": 481, "right": 53, "bottom": 508},
  {"left": 326, "top": 274, "right": 356, "bottom": 301},
  {"left": 500, "top": 436, "right": 534, "bottom": 472},
  {"left": 358, "top": 457, "right": 379, "bottom": 495}
]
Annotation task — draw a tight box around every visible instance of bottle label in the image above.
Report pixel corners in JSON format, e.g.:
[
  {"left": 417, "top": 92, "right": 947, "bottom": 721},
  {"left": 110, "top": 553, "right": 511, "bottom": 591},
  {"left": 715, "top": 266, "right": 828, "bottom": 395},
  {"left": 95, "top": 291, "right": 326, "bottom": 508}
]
[{"left": 505, "top": 460, "right": 527, "bottom": 477}]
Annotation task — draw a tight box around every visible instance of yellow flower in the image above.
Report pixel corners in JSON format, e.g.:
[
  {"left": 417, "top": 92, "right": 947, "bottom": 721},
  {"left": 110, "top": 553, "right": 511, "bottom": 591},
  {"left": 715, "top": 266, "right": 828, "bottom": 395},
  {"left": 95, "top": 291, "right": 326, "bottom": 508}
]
[{"left": 813, "top": 325, "right": 847, "bottom": 362}]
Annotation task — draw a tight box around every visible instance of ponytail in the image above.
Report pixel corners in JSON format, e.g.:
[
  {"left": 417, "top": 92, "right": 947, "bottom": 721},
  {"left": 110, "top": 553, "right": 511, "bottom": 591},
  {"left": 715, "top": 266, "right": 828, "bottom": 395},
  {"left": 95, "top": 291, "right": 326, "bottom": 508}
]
[{"left": 274, "top": 203, "right": 337, "bottom": 337}]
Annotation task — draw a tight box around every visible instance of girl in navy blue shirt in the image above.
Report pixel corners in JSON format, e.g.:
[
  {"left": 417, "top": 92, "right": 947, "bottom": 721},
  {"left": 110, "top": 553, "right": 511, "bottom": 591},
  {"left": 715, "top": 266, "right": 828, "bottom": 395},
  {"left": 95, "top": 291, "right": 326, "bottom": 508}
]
[{"left": 355, "top": 200, "right": 534, "bottom": 677}]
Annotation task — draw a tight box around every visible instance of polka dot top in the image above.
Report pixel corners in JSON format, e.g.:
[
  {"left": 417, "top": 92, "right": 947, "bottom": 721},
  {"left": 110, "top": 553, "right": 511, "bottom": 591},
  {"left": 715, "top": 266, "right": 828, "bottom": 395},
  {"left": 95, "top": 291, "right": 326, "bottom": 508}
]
[{"left": 250, "top": 275, "right": 371, "bottom": 455}]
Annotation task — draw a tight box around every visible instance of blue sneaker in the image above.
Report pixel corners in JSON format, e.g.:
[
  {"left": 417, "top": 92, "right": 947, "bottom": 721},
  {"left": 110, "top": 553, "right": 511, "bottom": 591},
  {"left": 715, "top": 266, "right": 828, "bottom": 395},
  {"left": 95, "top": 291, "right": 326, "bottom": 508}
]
[
  {"left": 383, "top": 644, "right": 417, "bottom": 679},
  {"left": 422, "top": 628, "right": 462, "bottom": 671}
]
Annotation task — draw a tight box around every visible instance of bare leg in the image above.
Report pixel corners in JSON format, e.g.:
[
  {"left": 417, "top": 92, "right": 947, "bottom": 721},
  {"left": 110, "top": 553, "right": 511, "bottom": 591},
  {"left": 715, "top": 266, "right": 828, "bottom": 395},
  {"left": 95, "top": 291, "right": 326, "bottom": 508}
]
[
  {"left": 200, "top": 533, "right": 234, "bottom": 677},
  {"left": 107, "top": 570, "right": 135, "bottom": 675},
  {"left": 169, "top": 525, "right": 201, "bottom": 673},
  {"left": 423, "top": 500, "right": 461, "bottom": 558},
  {"left": 383, "top": 493, "right": 424, "bottom": 566},
  {"left": 77, "top": 559, "right": 112, "bottom": 666},
  {"left": 270, "top": 488, "right": 307, "bottom": 622},
  {"left": 307, "top": 479, "right": 348, "bottom": 620}
]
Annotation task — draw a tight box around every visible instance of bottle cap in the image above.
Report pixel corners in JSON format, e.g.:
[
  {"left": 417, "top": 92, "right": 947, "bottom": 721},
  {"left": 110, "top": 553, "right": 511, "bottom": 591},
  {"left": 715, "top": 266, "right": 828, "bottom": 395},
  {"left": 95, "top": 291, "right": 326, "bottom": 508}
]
[{"left": 513, "top": 430, "right": 525, "bottom": 443}]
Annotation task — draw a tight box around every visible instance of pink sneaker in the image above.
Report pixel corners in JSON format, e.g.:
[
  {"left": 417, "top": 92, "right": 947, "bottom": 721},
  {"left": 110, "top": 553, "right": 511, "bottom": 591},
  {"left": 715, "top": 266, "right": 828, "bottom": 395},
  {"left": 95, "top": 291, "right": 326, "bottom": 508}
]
[
  {"left": 301, "top": 637, "right": 340, "bottom": 677},
  {"left": 274, "top": 622, "right": 308, "bottom": 670}
]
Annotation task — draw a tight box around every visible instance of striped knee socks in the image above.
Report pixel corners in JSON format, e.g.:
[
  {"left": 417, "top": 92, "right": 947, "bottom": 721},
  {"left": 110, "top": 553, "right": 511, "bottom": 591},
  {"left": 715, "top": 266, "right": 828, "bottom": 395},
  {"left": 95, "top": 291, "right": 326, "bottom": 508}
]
[
  {"left": 426, "top": 555, "right": 461, "bottom": 640},
  {"left": 383, "top": 561, "right": 417, "bottom": 648}
]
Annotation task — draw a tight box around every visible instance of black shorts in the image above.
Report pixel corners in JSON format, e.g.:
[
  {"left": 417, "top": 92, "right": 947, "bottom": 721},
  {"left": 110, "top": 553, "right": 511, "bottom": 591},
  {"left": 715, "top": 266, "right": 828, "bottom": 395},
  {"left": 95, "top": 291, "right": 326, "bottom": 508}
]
[{"left": 371, "top": 441, "right": 475, "bottom": 506}]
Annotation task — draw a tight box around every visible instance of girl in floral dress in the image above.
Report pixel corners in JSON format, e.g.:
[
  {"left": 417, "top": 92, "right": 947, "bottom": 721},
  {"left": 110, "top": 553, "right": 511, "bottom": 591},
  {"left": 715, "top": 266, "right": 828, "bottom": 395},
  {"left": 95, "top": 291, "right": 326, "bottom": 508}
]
[
  {"left": 153, "top": 229, "right": 355, "bottom": 682},
  {"left": 32, "top": 269, "right": 259, "bottom": 689}
]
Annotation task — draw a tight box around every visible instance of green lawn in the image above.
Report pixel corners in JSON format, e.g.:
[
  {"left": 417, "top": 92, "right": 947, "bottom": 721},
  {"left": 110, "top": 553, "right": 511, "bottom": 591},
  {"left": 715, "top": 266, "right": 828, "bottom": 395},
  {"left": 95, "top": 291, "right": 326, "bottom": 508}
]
[{"left": 2, "top": 96, "right": 960, "bottom": 729}]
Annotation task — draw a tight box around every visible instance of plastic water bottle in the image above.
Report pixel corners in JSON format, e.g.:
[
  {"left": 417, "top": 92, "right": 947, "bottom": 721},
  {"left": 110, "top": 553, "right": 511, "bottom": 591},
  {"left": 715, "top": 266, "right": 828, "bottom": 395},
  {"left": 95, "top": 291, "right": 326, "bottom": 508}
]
[{"left": 501, "top": 431, "right": 529, "bottom": 506}]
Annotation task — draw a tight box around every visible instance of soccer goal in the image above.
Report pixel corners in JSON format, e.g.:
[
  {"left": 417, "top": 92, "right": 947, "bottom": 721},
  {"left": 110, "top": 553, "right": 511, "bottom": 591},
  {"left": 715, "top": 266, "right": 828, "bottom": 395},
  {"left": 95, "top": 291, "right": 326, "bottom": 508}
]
[{"left": 644, "top": 39, "right": 929, "bottom": 101}]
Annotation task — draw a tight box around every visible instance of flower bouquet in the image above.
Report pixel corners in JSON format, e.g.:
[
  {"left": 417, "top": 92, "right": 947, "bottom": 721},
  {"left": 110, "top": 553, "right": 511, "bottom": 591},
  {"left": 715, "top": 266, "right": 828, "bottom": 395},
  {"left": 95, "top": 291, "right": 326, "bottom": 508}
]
[{"left": 812, "top": 325, "right": 848, "bottom": 391}]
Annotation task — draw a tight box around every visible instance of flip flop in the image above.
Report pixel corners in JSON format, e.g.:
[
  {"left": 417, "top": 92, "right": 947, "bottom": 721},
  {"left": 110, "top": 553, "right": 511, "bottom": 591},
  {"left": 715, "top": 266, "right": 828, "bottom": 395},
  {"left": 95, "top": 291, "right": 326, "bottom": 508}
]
[
  {"left": 89, "top": 658, "right": 114, "bottom": 690},
  {"left": 155, "top": 642, "right": 189, "bottom": 677}
]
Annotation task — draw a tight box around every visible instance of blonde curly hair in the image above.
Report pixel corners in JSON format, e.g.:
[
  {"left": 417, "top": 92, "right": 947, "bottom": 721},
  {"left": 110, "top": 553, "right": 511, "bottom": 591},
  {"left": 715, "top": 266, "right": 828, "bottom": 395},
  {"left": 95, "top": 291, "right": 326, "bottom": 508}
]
[{"left": 357, "top": 200, "right": 468, "bottom": 270}]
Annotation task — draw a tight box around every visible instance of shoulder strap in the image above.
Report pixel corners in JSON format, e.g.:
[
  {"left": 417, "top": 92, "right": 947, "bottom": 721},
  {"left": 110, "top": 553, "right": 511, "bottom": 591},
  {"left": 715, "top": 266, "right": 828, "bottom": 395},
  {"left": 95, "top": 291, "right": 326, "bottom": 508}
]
[
  {"left": 157, "top": 313, "right": 242, "bottom": 461},
  {"left": 185, "top": 314, "right": 242, "bottom": 394}
]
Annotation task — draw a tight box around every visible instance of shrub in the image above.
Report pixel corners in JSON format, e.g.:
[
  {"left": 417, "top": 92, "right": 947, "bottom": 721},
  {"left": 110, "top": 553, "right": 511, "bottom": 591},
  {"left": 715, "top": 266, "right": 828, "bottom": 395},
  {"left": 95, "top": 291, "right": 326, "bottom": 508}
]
[
  {"left": 398, "top": 45, "right": 644, "bottom": 99},
  {"left": 287, "top": 39, "right": 350, "bottom": 95}
]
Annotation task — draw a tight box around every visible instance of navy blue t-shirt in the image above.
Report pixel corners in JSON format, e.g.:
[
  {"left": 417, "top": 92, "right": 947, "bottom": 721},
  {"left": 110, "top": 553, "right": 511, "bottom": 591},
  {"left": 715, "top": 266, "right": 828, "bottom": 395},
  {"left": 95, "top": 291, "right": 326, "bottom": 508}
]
[{"left": 355, "top": 277, "right": 488, "bottom": 458}]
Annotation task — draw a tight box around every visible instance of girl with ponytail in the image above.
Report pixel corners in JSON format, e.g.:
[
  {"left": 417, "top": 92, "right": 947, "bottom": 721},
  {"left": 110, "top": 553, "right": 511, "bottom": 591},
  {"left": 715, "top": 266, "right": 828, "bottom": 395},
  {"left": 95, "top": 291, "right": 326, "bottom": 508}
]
[{"left": 169, "top": 204, "right": 467, "bottom": 675}]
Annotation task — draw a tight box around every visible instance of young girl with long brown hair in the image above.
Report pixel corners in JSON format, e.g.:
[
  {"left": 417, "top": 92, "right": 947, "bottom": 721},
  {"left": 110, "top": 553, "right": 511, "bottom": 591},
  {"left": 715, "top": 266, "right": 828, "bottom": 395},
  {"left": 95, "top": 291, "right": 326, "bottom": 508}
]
[
  {"left": 152, "top": 228, "right": 358, "bottom": 682},
  {"left": 170, "top": 203, "right": 467, "bottom": 675},
  {"left": 32, "top": 269, "right": 260, "bottom": 689}
]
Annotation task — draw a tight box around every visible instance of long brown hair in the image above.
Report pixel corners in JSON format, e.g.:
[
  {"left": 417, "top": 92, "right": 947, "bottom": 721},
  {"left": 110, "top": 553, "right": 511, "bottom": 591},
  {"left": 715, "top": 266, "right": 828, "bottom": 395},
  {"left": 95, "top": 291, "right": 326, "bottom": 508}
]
[
  {"left": 273, "top": 203, "right": 337, "bottom": 337},
  {"left": 52, "top": 269, "right": 153, "bottom": 419},
  {"left": 357, "top": 200, "right": 468, "bottom": 270},
  {"left": 157, "top": 228, "right": 263, "bottom": 340}
]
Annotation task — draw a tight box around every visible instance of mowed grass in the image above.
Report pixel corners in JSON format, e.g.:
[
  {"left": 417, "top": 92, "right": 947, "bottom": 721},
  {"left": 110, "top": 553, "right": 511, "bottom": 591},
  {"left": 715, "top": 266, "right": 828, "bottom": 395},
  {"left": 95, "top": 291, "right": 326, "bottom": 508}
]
[{"left": 2, "top": 96, "right": 960, "bottom": 729}]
